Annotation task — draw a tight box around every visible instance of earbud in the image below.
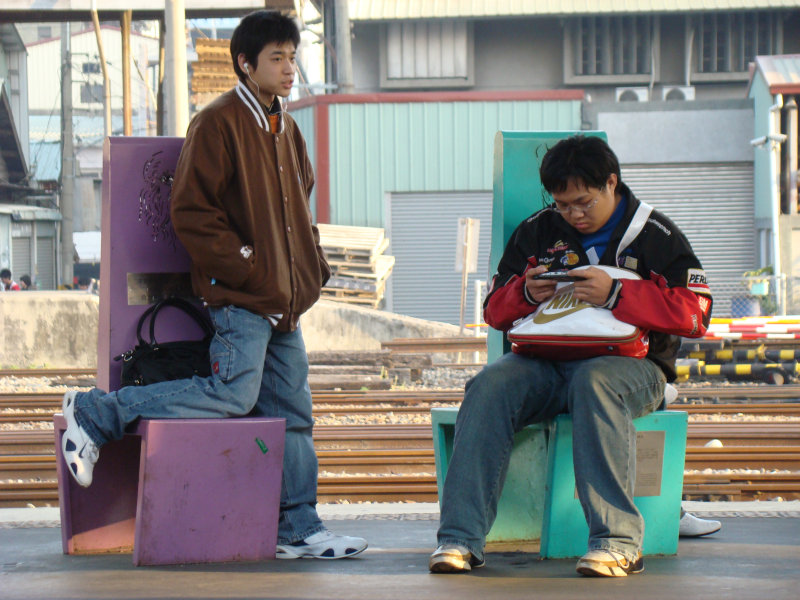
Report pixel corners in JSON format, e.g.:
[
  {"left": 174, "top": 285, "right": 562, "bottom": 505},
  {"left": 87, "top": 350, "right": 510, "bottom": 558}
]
[{"left": 244, "top": 62, "right": 250, "bottom": 73}]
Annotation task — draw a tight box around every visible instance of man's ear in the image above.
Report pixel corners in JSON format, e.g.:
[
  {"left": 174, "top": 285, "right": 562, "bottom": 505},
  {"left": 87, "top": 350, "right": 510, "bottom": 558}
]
[{"left": 606, "top": 173, "right": 618, "bottom": 192}]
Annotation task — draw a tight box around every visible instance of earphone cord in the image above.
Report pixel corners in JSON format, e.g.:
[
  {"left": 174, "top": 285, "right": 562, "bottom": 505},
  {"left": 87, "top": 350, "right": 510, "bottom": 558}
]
[{"left": 246, "top": 70, "right": 260, "bottom": 100}]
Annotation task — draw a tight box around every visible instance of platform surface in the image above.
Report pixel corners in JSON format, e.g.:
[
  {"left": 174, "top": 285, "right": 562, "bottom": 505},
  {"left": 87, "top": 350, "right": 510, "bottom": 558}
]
[{"left": 1, "top": 502, "right": 798, "bottom": 600}]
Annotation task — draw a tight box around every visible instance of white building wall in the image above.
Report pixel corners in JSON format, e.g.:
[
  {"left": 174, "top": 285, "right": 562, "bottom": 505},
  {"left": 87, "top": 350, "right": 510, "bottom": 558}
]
[{"left": 26, "top": 25, "right": 158, "bottom": 124}]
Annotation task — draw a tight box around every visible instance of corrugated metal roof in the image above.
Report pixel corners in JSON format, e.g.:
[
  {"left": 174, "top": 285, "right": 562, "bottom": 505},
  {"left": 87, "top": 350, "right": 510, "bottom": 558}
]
[
  {"left": 349, "top": 0, "right": 800, "bottom": 20},
  {"left": 0, "top": 203, "right": 61, "bottom": 221},
  {"left": 754, "top": 54, "right": 800, "bottom": 94},
  {"left": 29, "top": 140, "right": 60, "bottom": 182}
]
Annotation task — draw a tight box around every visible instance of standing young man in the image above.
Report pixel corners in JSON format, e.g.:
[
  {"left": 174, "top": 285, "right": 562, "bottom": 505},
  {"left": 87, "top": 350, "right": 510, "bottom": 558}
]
[
  {"left": 429, "top": 135, "right": 712, "bottom": 576},
  {"left": 60, "top": 11, "right": 367, "bottom": 560}
]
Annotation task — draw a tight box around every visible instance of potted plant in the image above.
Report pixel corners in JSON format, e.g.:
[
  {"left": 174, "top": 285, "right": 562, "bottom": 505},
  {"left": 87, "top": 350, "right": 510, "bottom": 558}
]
[{"left": 742, "top": 265, "right": 773, "bottom": 296}]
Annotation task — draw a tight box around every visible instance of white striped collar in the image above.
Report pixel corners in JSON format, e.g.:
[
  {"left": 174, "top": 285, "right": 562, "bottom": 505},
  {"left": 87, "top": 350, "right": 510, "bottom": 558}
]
[{"left": 235, "top": 81, "right": 285, "bottom": 134}]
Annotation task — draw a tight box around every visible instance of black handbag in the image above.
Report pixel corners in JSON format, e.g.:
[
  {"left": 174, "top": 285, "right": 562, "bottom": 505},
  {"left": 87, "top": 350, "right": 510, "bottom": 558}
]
[{"left": 115, "top": 297, "right": 215, "bottom": 387}]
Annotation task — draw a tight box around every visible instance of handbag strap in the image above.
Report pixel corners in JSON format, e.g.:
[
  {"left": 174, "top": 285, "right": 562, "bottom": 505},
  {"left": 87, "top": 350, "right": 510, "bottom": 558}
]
[
  {"left": 615, "top": 200, "right": 653, "bottom": 262},
  {"left": 136, "top": 297, "right": 214, "bottom": 346}
]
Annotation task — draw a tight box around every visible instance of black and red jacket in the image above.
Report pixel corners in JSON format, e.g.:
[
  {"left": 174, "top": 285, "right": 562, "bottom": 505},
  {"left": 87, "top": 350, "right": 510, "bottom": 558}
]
[{"left": 484, "top": 184, "right": 713, "bottom": 381}]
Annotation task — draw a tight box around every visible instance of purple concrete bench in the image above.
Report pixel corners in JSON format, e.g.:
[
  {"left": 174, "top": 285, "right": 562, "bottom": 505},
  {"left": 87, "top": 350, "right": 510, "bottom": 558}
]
[{"left": 54, "top": 415, "right": 285, "bottom": 566}]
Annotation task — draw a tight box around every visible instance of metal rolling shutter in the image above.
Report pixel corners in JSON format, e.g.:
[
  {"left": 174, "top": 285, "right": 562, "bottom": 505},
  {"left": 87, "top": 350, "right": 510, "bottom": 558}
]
[
  {"left": 35, "top": 236, "right": 56, "bottom": 290},
  {"left": 388, "top": 191, "right": 493, "bottom": 325},
  {"left": 622, "top": 163, "right": 755, "bottom": 317},
  {"left": 11, "top": 237, "right": 31, "bottom": 282}
]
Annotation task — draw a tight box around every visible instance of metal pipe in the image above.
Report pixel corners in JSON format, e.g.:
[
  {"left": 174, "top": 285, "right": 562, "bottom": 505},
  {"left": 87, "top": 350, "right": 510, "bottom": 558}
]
[
  {"left": 121, "top": 10, "right": 132, "bottom": 136},
  {"left": 164, "top": 0, "right": 189, "bottom": 136},
  {"left": 90, "top": 1, "right": 111, "bottom": 139},
  {"left": 786, "top": 98, "right": 798, "bottom": 215},
  {"left": 770, "top": 95, "right": 784, "bottom": 314}
]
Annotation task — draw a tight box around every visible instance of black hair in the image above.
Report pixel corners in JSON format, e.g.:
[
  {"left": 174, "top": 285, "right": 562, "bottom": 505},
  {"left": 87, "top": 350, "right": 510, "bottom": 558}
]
[
  {"left": 539, "top": 135, "right": 622, "bottom": 194},
  {"left": 0, "top": 268, "right": 10, "bottom": 279},
  {"left": 230, "top": 10, "right": 300, "bottom": 81},
  {"left": 20, "top": 274, "right": 31, "bottom": 287}
]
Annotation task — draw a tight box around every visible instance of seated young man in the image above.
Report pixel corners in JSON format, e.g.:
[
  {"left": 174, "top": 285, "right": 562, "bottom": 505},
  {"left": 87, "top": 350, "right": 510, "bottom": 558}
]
[{"left": 429, "top": 135, "right": 712, "bottom": 577}]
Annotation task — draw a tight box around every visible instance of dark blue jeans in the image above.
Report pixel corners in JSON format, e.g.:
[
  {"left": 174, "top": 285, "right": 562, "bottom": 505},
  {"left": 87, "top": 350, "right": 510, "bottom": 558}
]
[
  {"left": 73, "top": 305, "right": 324, "bottom": 544},
  {"left": 437, "top": 352, "right": 666, "bottom": 562}
]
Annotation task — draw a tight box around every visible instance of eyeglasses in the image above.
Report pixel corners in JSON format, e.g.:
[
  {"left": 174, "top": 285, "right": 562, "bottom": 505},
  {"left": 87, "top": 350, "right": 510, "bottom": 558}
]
[{"left": 550, "top": 196, "right": 600, "bottom": 216}]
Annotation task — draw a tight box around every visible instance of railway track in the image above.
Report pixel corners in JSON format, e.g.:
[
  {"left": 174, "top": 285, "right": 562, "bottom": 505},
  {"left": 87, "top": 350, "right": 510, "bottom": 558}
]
[
  {"left": 1, "top": 380, "right": 800, "bottom": 507},
  {"left": 3, "top": 401, "right": 800, "bottom": 426},
  {"left": 2, "top": 386, "right": 800, "bottom": 418},
  {"left": 1, "top": 421, "right": 799, "bottom": 506}
]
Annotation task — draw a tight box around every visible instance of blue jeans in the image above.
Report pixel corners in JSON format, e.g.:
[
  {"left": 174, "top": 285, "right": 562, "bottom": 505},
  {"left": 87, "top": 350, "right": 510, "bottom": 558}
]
[
  {"left": 437, "top": 352, "right": 666, "bottom": 563},
  {"left": 73, "top": 305, "right": 324, "bottom": 544}
]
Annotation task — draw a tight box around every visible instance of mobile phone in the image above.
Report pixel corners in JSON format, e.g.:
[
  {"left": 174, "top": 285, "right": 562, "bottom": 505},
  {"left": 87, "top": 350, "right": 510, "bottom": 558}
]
[{"left": 533, "top": 271, "right": 587, "bottom": 282}]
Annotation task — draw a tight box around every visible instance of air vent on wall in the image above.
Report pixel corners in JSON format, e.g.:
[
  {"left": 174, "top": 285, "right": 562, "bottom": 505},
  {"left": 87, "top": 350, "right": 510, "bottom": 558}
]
[
  {"left": 615, "top": 87, "right": 649, "bottom": 102},
  {"left": 662, "top": 86, "right": 696, "bottom": 101}
]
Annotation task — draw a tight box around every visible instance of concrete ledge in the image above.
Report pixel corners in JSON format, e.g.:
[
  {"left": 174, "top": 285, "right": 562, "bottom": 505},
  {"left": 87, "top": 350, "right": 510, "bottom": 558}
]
[
  {"left": 300, "top": 299, "right": 461, "bottom": 352},
  {"left": 0, "top": 291, "right": 100, "bottom": 368},
  {"left": 0, "top": 294, "right": 461, "bottom": 368}
]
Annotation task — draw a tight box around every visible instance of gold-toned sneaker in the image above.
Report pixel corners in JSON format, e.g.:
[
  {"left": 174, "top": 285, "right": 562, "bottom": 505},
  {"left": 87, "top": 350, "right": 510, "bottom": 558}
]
[
  {"left": 429, "top": 544, "right": 484, "bottom": 573},
  {"left": 576, "top": 549, "right": 644, "bottom": 577}
]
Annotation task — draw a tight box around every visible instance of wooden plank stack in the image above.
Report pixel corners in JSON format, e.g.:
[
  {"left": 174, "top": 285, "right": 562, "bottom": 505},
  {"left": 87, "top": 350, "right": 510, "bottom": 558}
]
[
  {"left": 318, "top": 224, "right": 395, "bottom": 308},
  {"left": 191, "top": 39, "right": 238, "bottom": 109}
]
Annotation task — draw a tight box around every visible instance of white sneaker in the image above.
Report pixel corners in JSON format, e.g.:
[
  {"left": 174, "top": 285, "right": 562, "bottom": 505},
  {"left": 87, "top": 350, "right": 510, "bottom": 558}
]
[
  {"left": 275, "top": 530, "right": 367, "bottom": 559},
  {"left": 679, "top": 512, "right": 721, "bottom": 537},
  {"left": 61, "top": 391, "right": 99, "bottom": 488}
]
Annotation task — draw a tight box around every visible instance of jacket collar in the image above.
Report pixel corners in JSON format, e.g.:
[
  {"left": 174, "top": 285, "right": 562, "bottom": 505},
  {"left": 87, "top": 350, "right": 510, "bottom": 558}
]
[{"left": 235, "top": 81, "right": 285, "bottom": 134}]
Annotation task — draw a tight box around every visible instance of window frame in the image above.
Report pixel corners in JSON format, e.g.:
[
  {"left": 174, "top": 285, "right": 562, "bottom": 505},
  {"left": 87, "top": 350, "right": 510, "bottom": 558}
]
[
  {"left": 689, "top": 11, "right": 785, "bottom": 83},
  {"left": 563, "top": 15, "right": 660, "bottom": 85},
  {"left": 379, "top": 20, "right": 475, "bottom": 90}
]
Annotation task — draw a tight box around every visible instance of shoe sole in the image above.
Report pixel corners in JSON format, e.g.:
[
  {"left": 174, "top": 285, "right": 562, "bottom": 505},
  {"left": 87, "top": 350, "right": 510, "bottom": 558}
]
[
  {"left": 429, "top": 559, "right": 471, "bottom": 573},
  {"left": 679, "top": 525, "right": 721, "bottom": 537},
  {"left": 275, "top": 545, "right": 367, "bottom": 560},
  {"left": 576, "top": 559, "right": 644, "bottom": 577}
]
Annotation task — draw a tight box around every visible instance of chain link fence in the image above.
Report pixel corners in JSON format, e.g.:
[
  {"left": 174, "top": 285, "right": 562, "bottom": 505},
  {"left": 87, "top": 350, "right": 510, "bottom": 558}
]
[{"left": 710, "top": 274, "right": 800, "bottom": 318}]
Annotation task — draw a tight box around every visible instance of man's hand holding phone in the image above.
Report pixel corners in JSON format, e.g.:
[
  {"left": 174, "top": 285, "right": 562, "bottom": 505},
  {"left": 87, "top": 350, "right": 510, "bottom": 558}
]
[{"left": 526, "top": 265, "right": 613, "bottom": 306}]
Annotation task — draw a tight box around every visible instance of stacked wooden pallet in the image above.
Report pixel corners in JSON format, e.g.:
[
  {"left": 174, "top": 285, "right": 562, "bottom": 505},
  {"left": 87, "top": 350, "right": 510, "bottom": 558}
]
[
  {"left": 318, "top": 224, "right": 395, "bottom": 308},
  {"left": 191, "top": 38, "right": 238, "bottom": 108}
]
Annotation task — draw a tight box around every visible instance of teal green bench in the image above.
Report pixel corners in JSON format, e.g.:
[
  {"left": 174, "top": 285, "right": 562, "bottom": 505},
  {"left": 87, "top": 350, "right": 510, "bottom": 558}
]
[{"left": 431, "top": 407, "right": 688, "bottom": 558}]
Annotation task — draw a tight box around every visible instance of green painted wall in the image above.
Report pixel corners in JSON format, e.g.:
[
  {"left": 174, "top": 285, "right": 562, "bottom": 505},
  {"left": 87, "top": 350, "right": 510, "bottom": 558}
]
[
  {"left": 290, "top": 104, "right": 317, "bottom": 221},
  {"left": 327, "top": 100, "right": 581, "bottom": 227}
]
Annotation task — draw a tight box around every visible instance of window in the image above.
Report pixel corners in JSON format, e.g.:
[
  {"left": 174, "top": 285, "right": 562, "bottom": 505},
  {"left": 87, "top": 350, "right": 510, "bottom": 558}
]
[
  {"left": 37, "top": 26, "right": 52, "bottom": 39},
  {"left": 565, "top": 16, "right": 658, "bottom": 84},
  {"left": 694, "top": 12, "right": 782, "bottom": 77},
  {"left": 80, "top": 83, "right": 104, "bottom": 104},
  {"left": 381, "top": 20, "right": 474, "bottom": 89}
]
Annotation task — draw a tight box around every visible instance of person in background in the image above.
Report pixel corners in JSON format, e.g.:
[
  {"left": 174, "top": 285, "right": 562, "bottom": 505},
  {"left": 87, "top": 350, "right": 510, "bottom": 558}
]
[
  {"left": 1, "top": 269, "right": 20, "bottom": 291},
  {"left": 19, "top": 274, "right": 32, "bottom": 290}
]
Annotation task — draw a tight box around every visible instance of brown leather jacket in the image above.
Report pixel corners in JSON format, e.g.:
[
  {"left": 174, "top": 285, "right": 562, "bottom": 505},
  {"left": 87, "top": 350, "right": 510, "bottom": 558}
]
[{"left": 170, "top": 84, "right": 330, "bottom": 331}]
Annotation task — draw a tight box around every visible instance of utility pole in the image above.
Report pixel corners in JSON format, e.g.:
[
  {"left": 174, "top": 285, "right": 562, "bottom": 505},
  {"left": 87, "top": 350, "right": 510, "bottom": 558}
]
[
  {"left": 164, "top": 0, "right": 189, "bottom": 136},
  {"left": 334, "top": 0, "right": 354, "bottom": 93},
  {"left": 60, "top": 22, "right": 75, "bottom": 289},
  {"left": 90, "top": 1, "right": 111, "bottom": 139}
]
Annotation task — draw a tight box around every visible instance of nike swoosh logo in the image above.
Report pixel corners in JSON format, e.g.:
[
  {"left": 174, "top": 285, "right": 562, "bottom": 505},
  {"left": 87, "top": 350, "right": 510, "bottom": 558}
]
[
  {"left": 78, "top": 443, "right": 90, "bottom": 459},
  {"left": 532, "top": 290, "right": 593, "bottom": 324}
]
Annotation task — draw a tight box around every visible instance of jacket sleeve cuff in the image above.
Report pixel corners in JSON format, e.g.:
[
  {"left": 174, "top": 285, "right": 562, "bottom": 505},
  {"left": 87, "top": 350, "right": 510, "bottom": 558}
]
[
  {"left": 599, "top": 279, "right": 622, "bottom": 309},
  {"left": 523, "top": 282, "right": 538, "bottom": 305}
]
